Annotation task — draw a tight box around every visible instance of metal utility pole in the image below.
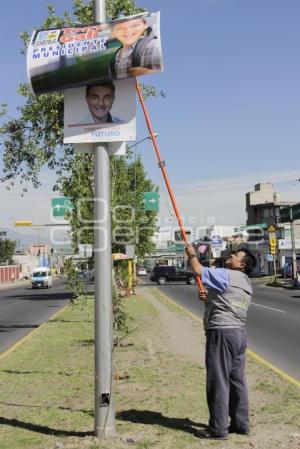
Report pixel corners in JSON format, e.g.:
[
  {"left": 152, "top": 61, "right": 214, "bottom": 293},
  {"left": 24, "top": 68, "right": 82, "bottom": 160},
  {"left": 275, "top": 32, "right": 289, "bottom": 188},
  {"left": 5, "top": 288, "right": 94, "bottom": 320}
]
[
  {"left": 93, "top": 0, "right": 115, "bottom": 438},
  {"left": 289, "top": 207, "right": 298, "bottom": 286}
]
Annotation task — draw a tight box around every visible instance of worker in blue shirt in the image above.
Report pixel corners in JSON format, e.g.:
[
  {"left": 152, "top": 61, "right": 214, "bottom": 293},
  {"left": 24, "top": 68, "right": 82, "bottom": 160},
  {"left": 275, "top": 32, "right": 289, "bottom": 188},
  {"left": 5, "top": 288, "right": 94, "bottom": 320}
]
[{"left": 185, "top": 244, "right": 256, "bottom": 440}]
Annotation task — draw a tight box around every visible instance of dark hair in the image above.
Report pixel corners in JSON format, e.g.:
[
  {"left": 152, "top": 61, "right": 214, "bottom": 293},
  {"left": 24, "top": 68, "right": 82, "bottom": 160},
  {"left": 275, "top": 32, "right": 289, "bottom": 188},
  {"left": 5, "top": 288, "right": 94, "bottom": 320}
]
[
  {"left": 86, "top": 82, "right": 115, "bottom": 97},
  {"left": 240, "top": 248, "right": 256, "bottom": 275}
]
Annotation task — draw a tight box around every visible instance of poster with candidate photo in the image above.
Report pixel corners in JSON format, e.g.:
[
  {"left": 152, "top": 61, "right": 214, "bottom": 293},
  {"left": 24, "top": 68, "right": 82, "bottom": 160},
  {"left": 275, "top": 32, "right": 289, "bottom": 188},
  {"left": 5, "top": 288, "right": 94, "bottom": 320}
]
[
  {"left": 27, "top": 11, "right": 163, "bottom": 95},
  {"left": 64, "top": 78, "right": 136, "bottom": 144}
]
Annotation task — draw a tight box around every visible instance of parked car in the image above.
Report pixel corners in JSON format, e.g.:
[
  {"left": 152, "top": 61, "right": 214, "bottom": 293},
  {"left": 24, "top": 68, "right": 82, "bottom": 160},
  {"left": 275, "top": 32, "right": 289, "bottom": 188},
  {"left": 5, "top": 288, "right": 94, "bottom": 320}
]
[
  {"left": 77, "top": 270, "right": 94, "bottom": 281},
  {"left": 137, "top": 268, "right": 147, "bottom": 276},
  {"left": 150, "top": 265, "right": 196, "bottom": 285},
  {"left": 31, "top": 267, "right": 53, "bottom": 289}
]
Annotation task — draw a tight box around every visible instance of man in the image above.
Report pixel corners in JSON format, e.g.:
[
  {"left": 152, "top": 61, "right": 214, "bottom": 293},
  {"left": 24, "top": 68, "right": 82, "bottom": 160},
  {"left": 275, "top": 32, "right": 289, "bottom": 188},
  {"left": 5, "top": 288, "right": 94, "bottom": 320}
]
[
  {"left": 84, "top": 82, "right": 123, "bottom": 125},
  {"left": 185, "top": 243, "right": 256, "bottom": 440},
  {"left": 111, "top": 14, "right": 162, "bottom": 79}
]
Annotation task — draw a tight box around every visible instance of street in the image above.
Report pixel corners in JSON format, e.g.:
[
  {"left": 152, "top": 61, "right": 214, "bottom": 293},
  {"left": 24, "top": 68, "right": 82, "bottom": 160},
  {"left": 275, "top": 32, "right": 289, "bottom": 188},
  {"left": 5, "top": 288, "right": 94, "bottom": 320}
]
[
  {"left": 138, "top": 277, "right": 300, "bottom": 381},
  {"left": 0, "top": 277, "right": 72, "bottom": 354},
  {"left": 1, "top": 275, "right": 299, "bottom": 381}
]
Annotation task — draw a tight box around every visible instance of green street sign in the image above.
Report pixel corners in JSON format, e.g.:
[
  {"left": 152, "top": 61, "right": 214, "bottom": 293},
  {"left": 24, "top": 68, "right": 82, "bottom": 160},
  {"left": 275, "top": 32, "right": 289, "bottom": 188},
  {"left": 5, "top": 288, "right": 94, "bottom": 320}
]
[
  {"left": 51, "top": 197, "right": 74, "bottom": 217},
  {"left": 143, "top": 192, "right": 159, "bottom": 211}
]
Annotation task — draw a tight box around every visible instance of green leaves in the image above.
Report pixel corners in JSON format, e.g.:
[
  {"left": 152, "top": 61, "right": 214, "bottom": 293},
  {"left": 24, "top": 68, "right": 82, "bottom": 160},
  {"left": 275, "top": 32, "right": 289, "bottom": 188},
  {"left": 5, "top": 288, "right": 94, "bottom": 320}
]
[
  {"left": 0, "top": 239, "right": 16, "bottom": 264},
  {"left": 0, "top": 0, "right": 159, "bottom": 256}
]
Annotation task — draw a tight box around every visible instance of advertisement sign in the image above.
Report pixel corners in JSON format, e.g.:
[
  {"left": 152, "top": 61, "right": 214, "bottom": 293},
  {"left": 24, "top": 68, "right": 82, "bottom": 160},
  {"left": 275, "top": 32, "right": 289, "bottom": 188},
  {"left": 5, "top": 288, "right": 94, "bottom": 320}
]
[
  {"left": 64, "top": 78, "right": 136, "bottom": 143},
  {"left": 278, "top": 239, "right": 300, "bottom": 250},
  {"left": 27, "top": 12, "right": 163, "bottom": 95}
]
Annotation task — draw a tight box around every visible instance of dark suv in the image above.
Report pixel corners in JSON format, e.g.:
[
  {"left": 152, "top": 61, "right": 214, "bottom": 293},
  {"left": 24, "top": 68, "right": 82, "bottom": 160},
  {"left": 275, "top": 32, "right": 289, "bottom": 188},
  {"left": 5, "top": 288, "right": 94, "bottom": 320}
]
[{"left": 150, "top": 266, "right": 196, "bottom": 285}]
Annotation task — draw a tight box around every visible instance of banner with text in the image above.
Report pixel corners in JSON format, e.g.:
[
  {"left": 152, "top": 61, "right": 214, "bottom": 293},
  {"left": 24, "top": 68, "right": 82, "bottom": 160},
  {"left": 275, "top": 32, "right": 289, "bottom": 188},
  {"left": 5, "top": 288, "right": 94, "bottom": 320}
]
[{"left": 27, "top": 11, "right": 163, "bottom": 95}]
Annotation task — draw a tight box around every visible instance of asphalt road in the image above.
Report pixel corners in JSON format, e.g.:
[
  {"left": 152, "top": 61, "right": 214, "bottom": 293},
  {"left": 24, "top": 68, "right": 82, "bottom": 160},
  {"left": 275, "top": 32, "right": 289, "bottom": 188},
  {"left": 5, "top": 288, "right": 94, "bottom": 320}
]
[
  {"left": 0, "top": 277, "right": 72, "bottom": 354},
  {"left": 138, "top": 277, "right": 300, "bottom": 381}
]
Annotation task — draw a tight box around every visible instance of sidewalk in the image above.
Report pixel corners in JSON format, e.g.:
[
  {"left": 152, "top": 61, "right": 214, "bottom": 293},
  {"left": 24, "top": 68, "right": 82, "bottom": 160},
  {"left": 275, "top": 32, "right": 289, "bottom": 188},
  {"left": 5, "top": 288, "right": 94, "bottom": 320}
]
[
  {"left": 0, "top": 278, "right": 30, "bottom": 290},
  {"left": 0, "top": 285, "right": 299, "bottom": 449}
]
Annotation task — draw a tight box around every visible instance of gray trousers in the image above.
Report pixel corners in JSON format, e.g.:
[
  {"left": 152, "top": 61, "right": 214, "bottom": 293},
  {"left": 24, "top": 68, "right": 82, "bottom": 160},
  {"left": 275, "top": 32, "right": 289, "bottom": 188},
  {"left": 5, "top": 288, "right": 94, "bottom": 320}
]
[{"left": 205, "top": 328, "right": 249, "bottom": 436}]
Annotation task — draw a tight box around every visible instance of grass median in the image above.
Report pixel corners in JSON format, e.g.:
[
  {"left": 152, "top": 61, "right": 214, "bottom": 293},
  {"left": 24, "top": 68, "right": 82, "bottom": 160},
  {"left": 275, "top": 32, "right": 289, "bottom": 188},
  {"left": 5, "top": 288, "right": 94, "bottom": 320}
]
[{"left": 0, "top": 289, "right": 299, "bottom": 449}]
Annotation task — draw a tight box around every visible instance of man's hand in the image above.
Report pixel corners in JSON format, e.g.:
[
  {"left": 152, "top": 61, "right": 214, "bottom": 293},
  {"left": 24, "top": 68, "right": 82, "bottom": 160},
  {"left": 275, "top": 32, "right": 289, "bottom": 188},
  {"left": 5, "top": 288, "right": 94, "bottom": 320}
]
[
  {"left": 185, "top": 243, "right": 197, "bottom": 258},
  {"left": 185, "top": 243, "right": 203, "bottom": 276},
  {"left": 198, "top": 291, "right": 207, "bottom": 302}
]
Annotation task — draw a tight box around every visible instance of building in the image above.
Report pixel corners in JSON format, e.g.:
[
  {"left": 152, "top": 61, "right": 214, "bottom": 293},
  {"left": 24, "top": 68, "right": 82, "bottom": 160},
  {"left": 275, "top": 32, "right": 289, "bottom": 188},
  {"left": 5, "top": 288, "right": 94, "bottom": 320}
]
[
  {"left": 246, "top": 182, "right": 296, "bottom": 227},
  {"left": 245, "top": 182, "right": 300, "bottom": 275}
]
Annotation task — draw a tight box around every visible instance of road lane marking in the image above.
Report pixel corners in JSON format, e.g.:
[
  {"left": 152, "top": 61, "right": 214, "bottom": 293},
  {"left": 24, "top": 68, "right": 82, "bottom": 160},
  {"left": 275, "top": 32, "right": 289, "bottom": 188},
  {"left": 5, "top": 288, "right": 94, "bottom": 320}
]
[
  {"left": 252, "top": 302, "right": 287, "bottom": 314},
  {"left": 0, "top": 303, "right": 70, "bottom": 362},
  {"left": 154, "top": 287, "right": 300, "bottom": 389}
]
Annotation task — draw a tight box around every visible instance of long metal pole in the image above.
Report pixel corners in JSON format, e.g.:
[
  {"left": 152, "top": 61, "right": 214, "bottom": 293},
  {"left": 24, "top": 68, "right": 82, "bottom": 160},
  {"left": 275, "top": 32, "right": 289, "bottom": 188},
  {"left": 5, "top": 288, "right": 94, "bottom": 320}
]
[
  {"left": 290, "top": 207, "right": 298, "bottom": 286},
  {"left": 93, "top": 0, "right": 115, "bottom": 438},
  {"left": 135, "top": 80, "right": 207, "bottom": 299}
]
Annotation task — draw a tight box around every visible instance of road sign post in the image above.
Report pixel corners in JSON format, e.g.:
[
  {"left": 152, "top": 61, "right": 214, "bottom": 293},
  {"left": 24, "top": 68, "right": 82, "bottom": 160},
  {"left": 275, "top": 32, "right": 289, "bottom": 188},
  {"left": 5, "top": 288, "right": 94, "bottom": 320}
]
[
  {"left": 280, "top": 206, "right": 298, "bottom": 285},
  {"left": 93, "top": 0, "right": 115, "bottom": 438}
]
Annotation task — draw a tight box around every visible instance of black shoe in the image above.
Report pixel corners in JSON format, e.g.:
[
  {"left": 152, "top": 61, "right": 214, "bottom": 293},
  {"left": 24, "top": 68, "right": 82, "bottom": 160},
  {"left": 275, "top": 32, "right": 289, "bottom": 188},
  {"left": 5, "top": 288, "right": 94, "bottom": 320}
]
[
  {"left": 228, "top": 426, "right": 250, "bottom": 435},
  {"left": 197, "top": 429, "right": 228, "bottom": 440}
]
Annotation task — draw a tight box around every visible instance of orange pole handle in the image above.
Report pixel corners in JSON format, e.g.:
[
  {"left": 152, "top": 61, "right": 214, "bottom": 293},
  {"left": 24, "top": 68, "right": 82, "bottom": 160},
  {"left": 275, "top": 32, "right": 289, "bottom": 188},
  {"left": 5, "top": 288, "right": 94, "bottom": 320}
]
[{"left": 135, "top": 80, "right": 207, "bottom": 298}]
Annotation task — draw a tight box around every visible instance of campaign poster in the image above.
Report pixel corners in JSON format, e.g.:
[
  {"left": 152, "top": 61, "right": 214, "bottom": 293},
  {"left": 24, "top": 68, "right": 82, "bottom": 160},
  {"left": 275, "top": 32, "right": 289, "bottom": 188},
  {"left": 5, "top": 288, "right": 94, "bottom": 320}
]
[
  {"left": 64, "top": 78, "right": 136, "bottom": 143},
  {"left": 27, "top": 11, "right": 163, "bottom": 95}
]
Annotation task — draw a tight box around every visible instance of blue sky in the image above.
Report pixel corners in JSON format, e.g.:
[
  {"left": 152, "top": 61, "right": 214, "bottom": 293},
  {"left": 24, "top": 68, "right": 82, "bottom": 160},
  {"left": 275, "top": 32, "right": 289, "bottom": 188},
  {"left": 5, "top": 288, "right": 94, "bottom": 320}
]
[{"left": 1, "top": 0, "right": 300, "bottom": 240}]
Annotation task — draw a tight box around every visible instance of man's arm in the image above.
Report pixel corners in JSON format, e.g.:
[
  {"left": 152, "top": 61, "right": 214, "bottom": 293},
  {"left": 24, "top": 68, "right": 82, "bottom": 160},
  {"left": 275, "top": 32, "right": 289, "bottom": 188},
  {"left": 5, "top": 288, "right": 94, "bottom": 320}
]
[{"left": 185, "top": 243, "right": 203, "bottom": 275}]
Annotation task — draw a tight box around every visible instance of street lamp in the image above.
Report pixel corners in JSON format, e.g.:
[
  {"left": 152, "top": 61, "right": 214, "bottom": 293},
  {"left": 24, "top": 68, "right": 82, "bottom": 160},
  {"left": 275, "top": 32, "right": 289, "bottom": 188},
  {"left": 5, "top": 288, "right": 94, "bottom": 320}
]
[{"left": 127, "top": 133, "right": 158, "bottom": 151}]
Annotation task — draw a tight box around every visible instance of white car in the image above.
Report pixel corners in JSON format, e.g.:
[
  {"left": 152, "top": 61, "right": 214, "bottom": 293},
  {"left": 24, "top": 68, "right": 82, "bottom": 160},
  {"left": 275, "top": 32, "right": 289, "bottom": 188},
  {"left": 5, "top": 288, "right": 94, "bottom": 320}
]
[
  {"left": 31, "top": 267, "right": 53, "bottom": 289},
  {"left": 137, "top": 268, "right": 147, "bottom": 276}
]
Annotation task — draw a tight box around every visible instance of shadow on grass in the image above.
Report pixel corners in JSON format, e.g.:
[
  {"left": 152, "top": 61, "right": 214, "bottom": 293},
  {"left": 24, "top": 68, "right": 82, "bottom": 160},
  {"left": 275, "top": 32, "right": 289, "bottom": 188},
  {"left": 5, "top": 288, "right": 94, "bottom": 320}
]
[
  {"left": 50, "top": 319, "right": 92, "bottom": 324},
  {"left": 80, "top": 339, "right": 94, "bottom": 347},
  {"left": 0, "top": 416, "right": 93, "bottom": 437},
  {"left": 0, "top": 401, "right": 93, "bottom": 416},
  {"left": 116, "top": 409, "right": 206, "bottom": 436},
  {"left": 1, "top": 369, "right": 75, "bottom": 377}
]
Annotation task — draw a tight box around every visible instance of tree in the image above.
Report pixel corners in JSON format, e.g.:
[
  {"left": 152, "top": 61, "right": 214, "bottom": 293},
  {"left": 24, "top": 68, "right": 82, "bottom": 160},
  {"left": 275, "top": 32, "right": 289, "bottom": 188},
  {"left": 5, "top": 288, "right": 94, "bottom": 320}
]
[
  {"left": 60, "top": 151, "right": 158, "bottom": 257},
  {"left": 0, "top": 239, "right": 16, "bottom": 264},
  {"left": 0, "top": 0, "right": 160, "bottom": 258}
]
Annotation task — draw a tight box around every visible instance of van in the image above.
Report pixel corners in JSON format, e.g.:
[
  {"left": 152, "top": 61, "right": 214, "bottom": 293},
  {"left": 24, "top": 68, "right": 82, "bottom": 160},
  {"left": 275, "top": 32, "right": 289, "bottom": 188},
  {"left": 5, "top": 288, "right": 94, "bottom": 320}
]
[{"left": 31, "top": 267, "right": 53, "bottom": 289}]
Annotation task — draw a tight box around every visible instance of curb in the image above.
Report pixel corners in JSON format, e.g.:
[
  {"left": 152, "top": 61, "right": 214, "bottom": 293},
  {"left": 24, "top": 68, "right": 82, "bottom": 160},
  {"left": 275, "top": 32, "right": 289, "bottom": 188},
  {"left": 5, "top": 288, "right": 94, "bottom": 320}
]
[{"left": 0, "top": 303, "right": 70, "bottom": 362}]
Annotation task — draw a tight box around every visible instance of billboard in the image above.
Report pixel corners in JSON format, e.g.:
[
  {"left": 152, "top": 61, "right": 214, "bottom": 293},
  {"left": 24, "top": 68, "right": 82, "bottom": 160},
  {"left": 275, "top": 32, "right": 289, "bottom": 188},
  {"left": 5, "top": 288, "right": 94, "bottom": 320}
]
[
  {"left": 27, "top": 11, "right": 163, "bottom": 95},
  {"left": 64, "top": 78, "right": 136, "bottom": 143}
]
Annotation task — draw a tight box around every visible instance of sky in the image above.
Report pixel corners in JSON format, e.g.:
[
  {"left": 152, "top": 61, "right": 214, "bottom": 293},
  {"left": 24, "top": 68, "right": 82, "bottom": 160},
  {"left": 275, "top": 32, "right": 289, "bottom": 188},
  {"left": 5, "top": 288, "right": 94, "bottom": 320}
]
[{"left": 1, "top": 0, "right": 300, "bottom": 243}]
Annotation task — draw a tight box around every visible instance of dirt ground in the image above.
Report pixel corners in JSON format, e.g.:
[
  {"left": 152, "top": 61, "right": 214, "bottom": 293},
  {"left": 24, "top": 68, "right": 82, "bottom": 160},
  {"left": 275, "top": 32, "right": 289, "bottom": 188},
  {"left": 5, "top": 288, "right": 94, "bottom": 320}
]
[{"left": 121, "top": 285, "right": 300, "bottom": 449}]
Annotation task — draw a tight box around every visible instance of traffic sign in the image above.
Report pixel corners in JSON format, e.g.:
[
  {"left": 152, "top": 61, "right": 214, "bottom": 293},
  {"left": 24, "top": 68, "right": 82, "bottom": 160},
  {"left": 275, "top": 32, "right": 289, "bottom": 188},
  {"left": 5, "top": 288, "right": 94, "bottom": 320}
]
[
  {"left": 78, "top": 244, "right": 93, "bottom": 258},
  {"left": 269, "top": 238, "right": 277, "bottom": 255},
  {"left": 143, "top": 192, "right": 159, "bottom": 211},
  {"left": 293, "top": 203, "right": 300, "bottom": 220},
  {"left": 51, "top": 197, "right": 74, "bottom": 217},
  {"left": 280, "top": 204, "right": 300, "bottom": 222},
  {"left": 268, "top": 224, "right": 276, "bottom": 233}
]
